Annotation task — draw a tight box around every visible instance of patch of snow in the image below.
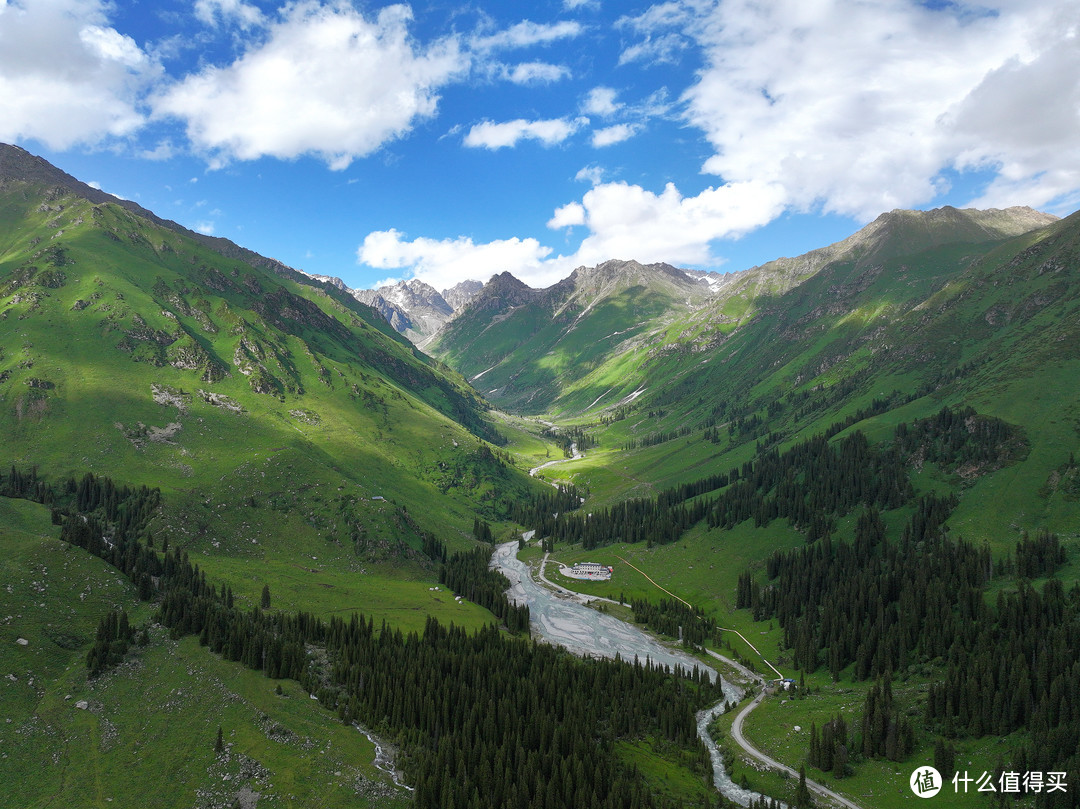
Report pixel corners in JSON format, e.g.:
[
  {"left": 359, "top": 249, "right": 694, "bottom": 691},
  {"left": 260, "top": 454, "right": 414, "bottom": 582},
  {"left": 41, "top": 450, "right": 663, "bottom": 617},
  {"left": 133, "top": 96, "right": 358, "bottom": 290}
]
[
  {"left": 470, "top": 364, "right": 498, "bottom": 382},
  {"left": 584, "top": 388, "right": 612, "bottom": 411}
]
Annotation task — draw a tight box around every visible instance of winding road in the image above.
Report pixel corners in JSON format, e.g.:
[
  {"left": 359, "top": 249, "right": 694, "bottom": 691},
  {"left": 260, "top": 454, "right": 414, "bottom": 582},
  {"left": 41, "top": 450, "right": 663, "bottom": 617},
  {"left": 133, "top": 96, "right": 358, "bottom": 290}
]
[
  {"left": 517, "top": 421, "right": 863, "bottom": 807},
  {"left": 701, "top": 647, "right": 863, "bottom": 809}
]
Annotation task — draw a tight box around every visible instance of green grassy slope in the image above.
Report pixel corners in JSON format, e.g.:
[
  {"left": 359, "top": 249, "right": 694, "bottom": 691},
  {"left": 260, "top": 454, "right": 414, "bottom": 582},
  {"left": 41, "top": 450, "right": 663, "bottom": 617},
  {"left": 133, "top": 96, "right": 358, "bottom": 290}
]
[
  {"left": 485, "top": 207, "right": 1080, "bottom": 808},
  {"left": 0, "top": 170, "right": 554, "bottom": 635},
  {"left": 0, "top": 158, "right": 545, "bottom": 809},
  {"left": 0, "top": 496, "right": 413, "bottom": 809},
  {"left": 430, "top": 260, "right": 713, "bottom": 414}
]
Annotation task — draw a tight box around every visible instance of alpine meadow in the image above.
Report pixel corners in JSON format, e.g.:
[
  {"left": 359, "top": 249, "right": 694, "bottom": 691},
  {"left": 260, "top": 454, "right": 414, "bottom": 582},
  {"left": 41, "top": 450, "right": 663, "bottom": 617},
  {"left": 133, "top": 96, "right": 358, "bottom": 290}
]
[
  {"left": 2, "top": 4, "right": 1080, "bottom": 806},
  {"left": 3, "top": 137, "right": 1080, "bottom": 808}
]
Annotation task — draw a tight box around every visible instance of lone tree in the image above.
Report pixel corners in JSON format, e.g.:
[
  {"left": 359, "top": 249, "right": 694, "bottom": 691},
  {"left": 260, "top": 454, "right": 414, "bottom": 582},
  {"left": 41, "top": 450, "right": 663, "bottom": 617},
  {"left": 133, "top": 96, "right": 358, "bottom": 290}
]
[
  {"left": 214, "top": 726, "right": 224, "bottom": 755},
  {"left": 260, "top": 584, "right": 271, "bottom": 610}
]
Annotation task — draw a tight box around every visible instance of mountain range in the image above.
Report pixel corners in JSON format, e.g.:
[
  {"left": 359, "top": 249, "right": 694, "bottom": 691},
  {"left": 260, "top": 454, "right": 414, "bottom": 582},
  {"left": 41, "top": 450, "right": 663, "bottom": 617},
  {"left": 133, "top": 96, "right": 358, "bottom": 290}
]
[{"left": 3, "top": 142, "right": 1080, "bottom": 809}]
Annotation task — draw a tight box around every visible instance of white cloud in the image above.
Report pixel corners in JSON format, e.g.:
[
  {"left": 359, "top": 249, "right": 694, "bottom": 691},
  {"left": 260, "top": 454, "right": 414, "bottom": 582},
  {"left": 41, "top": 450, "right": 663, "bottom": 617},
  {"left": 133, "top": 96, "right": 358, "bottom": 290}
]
[
  {"left": 548, "top": 201, "right": 586, "bottom": 229},
  {"left": 472, "top": 19, "right": 583, "bottom": 51},
  {"left": 582, "top": 86, "right": 622, "bottom": 117},
  {"left": 549, "top": 179, "right": 788, "bottom": 267},
  {"left": 618, "top": 2, "right": 694, "bottom": 33},
  {"left": 592, "top": 123, "right": 639, "bottom": 147},
  {"left": 195, "top": 220, "right": 215, "bottom": 235},
  {"left": 463, "top": 117, "right": 586, "bottom": 149},
  {"left": 194, "top": 0, "right": 263, "bottom": 29},
  {"left": 675, "top": 0, "right": 1080, "bottom": 220},
  {"left": 575, "top": 165, "right": 606, "bottom": 185},
  {"left": 359, "top": 177, "right": 786, "bottom": 291},
  {"left": 498, "top": 61, "right": 571, "bottom": 85},
  {"left": 359, "top": 229, "right": 558, "bottom": 290},
  {"left": 139, "top": 140, "right": 176, "bottom": 160},
  {"left": 614, "top": 1, "right": 695, "bottom": 65},
  {"left": 0, "top": 0, "right": 157, "bottom": 149},
  {"left": 618, "top": 33, "right": 688, "bottom": 66},
  {"left": 947, "top": 25, "right": 1080, "bottom": 212},
  {"left": 154, "top": 3, "right": 466, "bottom": 169}
]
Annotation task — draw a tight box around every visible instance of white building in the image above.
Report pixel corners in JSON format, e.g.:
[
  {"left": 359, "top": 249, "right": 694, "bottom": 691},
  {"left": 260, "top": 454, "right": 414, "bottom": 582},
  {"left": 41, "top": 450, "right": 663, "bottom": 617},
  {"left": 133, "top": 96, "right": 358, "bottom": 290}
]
[{"left": 562, "top": 561, "right": 613, "bottom": 581}]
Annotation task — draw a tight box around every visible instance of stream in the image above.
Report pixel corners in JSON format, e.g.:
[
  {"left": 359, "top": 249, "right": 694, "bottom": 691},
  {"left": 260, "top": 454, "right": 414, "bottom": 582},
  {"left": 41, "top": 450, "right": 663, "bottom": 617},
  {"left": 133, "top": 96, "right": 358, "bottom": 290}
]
[
  {"left": 353, "top": 724, "right": 414, "bottom": 792},
  {"left": 491, "top": 540, "right": 774, "bottom": 807}
]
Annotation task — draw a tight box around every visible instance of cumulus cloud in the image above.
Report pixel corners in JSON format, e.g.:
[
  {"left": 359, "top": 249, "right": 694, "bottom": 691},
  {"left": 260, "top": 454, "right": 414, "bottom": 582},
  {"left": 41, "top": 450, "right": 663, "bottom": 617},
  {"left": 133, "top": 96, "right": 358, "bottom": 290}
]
[
  {"left": 947, "top": 22, "right": 1080, "bottom": 212},
  {"left": 548, "top": 201, "right": 586, "bottom": 229},
  {"left": 463, "top": 117, "right": 587, "bottom": 149},
  {"left": 359, "top": 229, "right": 558, "bottom": 290},
  {"left": 582, "top": 86, "right": 622, "bottom": 117},
  {"left": 548, "top": 179, "right": 787, "bottom": 267},
  {"left": 0, "top": 0, "right": 157, "bottom": 149},
  {"left": 154, "top": 3, "right": 466, "bottom": 169},
  {"left": 592, "top": 123, "right": 639, "bottom": 147},
  {"left": 674, "top": 0, "right": 1080, "bottom": 219},
  {"left": 575, "top": 165, "right": 606, "bottom": 185},
  {"left": 359, "top": 177, "right": 786, "bottom": 290}
]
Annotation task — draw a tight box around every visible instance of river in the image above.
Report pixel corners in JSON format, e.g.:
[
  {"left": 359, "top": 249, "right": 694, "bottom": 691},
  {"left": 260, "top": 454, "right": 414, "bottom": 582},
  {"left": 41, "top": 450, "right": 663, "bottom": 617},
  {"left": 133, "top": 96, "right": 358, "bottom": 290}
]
[{"left": 491, "top": 540, "right": 773, "bottom": 807}]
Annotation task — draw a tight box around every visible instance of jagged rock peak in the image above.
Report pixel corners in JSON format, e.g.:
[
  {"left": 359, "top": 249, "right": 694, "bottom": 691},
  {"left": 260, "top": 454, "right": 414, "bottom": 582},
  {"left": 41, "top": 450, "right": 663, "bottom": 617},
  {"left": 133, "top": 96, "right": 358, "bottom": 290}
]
[
  {"left": 467, "top": 272, "right": 537, "bottom": 311},
  {"left": 442, "top": 279, "right": 483, "bottom": 311},
  {"left": 381, "top": 279, "right": 452, "bottom": 317}
]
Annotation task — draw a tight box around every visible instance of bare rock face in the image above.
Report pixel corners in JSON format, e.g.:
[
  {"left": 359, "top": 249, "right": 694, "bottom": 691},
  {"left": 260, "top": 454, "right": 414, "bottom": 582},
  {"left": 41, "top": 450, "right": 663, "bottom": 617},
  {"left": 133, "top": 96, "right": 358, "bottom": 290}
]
[
  {"left": 351, "top": 289, "right": 414, "bottom": 333},
  {"left": 346, "top": 278, "right": 482, "bottom": 345},
  {"left": 441, "top": 280, "right": 483, "bottom": 311}
]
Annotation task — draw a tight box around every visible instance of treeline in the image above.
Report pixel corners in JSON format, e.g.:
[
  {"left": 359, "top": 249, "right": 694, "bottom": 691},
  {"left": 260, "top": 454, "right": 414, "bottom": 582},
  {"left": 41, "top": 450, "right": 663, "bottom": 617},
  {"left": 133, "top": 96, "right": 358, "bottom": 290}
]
[
  {"left": 632, "top": 598, "right": 716, "bottom": 648},
  {"left": 623, "top": 424, "right": 693, "bottom": 450},
  {"left": 3, "top": 465, "right": 739, "bottom": 809},
  {"left": 541, "top": 425, "right": 596, "bottom": 457},
  {"left": 471, "top": 517, "right": 494, "bottom": 543},
  {"left": 86, "top": 608, "right": 139, "bottom": 678},
  {"left": 530, "top": 406, "right": 1018, "bottom": 554},
  {"left": 504, "top": 483, "right": 583, "bottom": 527},
  {"left": 537, "top": 428, "right": 909, "bottom": 551},
  {"left": 704, "top": 431, "right": 911, "bottom": 535},
  {"left": 739, "top": 496, "right": 978, "bottom": 677},
  {"left": 925, "top": 577, "right": 1080, "bottom": 808},
  {"left": 1, "top": 466, "right": 162, "bottom": 544},
  {"left": 439, "top": 547, "right": 530, "bottom": 633},
  {"left": 739, "top": 500, "right": 1080, "bottom": 806},
  {"left": 539, "top": 493, "right": 710, "bottom": 551},
  {"left": 807, "top": 676, "right": 914, "bottom": 780},
  {"left": 894, "top": 405, "right": 1026, "bottom": 470}
]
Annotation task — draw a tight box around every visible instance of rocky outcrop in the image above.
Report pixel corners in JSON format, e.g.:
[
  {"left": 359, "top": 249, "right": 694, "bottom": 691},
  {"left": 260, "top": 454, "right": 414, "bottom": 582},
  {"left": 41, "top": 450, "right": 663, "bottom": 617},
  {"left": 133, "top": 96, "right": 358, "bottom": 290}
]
[{"left": 441, "top": 280, "right": 483, "bottom": 311}]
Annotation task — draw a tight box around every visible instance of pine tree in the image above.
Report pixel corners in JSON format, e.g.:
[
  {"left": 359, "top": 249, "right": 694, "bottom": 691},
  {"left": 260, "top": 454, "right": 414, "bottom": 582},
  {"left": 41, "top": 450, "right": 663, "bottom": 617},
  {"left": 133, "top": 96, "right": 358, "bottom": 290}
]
[
  {"left": 794, "top": 764, "right": 813, "bottom": 808},
  {"left": 214, "top": 726, "right": 224, "bottom": 755},
  {"left": 261, "top": 584, "right": 271, "bottom": 610}
]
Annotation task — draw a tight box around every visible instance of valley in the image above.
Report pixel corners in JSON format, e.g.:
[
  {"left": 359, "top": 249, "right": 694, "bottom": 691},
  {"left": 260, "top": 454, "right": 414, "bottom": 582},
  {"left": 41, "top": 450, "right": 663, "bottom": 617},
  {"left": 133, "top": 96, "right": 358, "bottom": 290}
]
[{"left": 2, "top": 143, "right": 1079, "bottom": 809}]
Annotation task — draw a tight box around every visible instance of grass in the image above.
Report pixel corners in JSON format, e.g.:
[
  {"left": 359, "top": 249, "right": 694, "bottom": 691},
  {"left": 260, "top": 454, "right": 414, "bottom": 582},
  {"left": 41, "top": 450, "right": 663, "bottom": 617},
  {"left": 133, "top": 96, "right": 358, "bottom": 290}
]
[
  {"left": 6, "top": 167, "right": 1080, "bottom": 809},
  {"left": 616, "top": 739, "right": 716, "bottom": 805},
  {"left": 0, "top": 497, "right": 413, "bottom": 809},
  {"left": 726, "top": 671, "right": 1020, "bottom": 809}
]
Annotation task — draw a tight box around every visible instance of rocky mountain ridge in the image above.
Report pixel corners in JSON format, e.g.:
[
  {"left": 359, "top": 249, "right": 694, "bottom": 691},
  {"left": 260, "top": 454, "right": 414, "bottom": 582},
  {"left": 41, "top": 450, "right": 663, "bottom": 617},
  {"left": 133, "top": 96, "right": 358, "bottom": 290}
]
[{"left": 430, "top": 204, "right": 1061, "bottom": 415}]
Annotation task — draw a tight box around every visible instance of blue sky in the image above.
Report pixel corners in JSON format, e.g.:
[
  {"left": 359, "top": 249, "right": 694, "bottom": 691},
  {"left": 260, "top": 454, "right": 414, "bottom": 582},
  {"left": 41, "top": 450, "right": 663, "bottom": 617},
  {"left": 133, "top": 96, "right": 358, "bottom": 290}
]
[{"left": 2, "top": 0, "right": 1078, "bottom": 292}]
